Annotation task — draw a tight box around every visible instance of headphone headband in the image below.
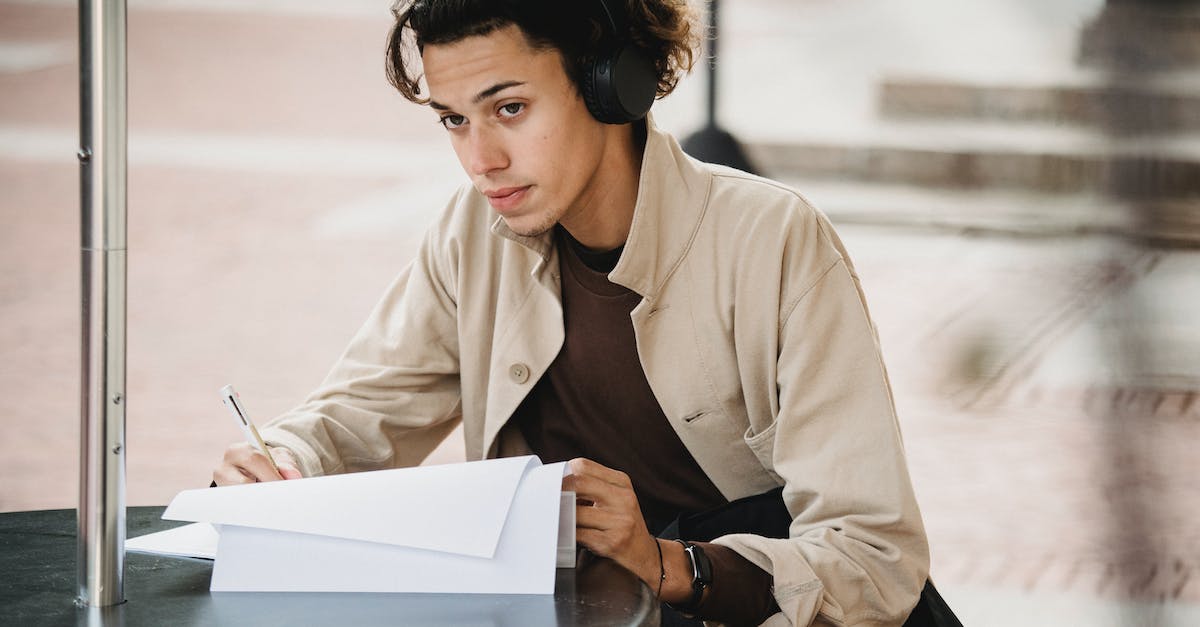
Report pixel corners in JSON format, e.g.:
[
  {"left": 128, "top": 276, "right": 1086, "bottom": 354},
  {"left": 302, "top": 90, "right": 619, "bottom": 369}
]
[
  {"left": 594, "top": 0, "right": 622, "bottom": 36},
  {"left": 581, "top": 0, "right": 656, "bottom": 124}
]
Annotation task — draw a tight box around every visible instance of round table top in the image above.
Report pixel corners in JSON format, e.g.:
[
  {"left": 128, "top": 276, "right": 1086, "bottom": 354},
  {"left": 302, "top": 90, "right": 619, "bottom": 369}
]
[{"left": 0, "top": 506, "right": 659, "bottom": 627}]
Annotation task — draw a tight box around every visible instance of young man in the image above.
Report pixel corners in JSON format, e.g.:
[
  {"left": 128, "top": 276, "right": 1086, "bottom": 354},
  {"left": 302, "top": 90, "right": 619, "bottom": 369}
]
[{"left": 213, "top": 1, "right": 930, "bottom": 625}]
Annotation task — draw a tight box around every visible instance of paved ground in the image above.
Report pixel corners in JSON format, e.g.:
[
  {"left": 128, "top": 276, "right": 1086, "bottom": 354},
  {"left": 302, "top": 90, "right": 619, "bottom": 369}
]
[{"left": 2, "top": 0, "right": 1198, "bottom": 623}]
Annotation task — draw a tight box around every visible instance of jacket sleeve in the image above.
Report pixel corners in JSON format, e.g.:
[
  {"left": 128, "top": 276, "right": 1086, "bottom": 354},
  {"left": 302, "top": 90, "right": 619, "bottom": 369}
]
[
  {"left": 258, "top": 194, "right": 466, "bottom": 478},
  {"left": 713, "top": 232, "right": 930, "bottom": 626}
]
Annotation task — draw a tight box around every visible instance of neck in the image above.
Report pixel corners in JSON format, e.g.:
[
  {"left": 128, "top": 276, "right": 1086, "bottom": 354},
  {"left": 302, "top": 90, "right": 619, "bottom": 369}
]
[{"left": 559, "top": 122, "right": 644, "bottom": 251}]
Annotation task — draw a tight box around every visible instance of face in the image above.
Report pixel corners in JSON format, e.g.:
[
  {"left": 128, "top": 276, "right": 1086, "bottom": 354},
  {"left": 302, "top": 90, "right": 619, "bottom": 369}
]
[{"left": 422, "top": 24, "right": 612, "bottom": 238}]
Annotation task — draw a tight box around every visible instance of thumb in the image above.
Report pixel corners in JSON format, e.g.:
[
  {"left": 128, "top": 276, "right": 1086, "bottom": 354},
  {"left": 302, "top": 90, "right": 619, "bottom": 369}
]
[{"left": 270, "top": 447, "right": 303, "bottom": 480}]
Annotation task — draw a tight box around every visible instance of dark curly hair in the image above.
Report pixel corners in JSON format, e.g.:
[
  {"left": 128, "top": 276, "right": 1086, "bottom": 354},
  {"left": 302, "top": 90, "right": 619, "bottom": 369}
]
[{"left": 385, "top": 0, "right": 699, "bottom": 105}]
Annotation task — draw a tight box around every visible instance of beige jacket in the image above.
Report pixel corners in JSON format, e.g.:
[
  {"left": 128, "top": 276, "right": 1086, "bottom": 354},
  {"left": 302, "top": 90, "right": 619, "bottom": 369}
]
[{"left": 261, "top": 116, "right": 929, "bottom": 626}]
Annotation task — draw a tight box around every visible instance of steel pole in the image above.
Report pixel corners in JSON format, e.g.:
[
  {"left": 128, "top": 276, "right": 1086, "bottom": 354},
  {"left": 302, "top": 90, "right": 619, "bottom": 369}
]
[
  {"left": 77, "top": 0, "right": 128, "bottom": 608},
  {"left": 704, "top": 0, "right": 719, "bottom": 128},
  {"left": 680, "top": 0, "right": 757, "bottom": 173}
]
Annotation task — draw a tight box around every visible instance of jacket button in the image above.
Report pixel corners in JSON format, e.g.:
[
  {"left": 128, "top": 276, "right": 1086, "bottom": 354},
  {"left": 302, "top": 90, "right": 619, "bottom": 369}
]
[{"left": 509, "top": 363, "right": 530, "bottom": 384}]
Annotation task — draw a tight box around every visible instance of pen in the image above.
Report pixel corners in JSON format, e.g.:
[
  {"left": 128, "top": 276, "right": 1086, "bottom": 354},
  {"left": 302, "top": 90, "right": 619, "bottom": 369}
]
[{"left": 219, "top": 384, "right": 281, "bottom": 477}]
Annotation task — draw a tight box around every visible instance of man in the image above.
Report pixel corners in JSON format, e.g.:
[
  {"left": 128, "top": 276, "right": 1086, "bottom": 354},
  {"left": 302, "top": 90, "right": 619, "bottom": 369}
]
[{"left": 213, "top": 1, "right": 930, "bottom": 625}]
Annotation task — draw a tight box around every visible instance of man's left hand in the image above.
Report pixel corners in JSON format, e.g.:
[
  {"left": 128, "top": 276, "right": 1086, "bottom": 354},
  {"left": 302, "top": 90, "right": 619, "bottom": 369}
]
[{"left": 563, "top": 458, "right": 662, "bottom": 590}]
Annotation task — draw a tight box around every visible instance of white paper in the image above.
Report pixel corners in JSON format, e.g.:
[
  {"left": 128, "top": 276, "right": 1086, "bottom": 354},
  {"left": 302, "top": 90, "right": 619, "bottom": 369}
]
[
  {"left": 126, "top": 522, "right": 218, "bottom": 559},
  {"left": 557, "top": 491, "right": 576, "bottom": 568},
  {"left": 165, "top": 455, "right": 536, "bottom": 558},
  {"left": 211, "top": 461, "right": 568, "bottom": 593},
  {"left": 158, "top": 456, "right": 573, "bottom": 594}
]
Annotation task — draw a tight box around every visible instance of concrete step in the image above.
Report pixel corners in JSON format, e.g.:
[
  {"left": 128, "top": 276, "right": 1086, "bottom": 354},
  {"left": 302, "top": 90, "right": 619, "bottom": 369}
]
[
  {"left": 1079, "top": 3, "right": 1200, "bottom": 70},
  {"left": 878, "top": 75, "right": 1200, "bottom": 134},
  {"left": 786, "top": 179, "right": 1200, "bottom": 248},
  {"left": 746, "top": 120, "right": 1200, "bottom": 198}
]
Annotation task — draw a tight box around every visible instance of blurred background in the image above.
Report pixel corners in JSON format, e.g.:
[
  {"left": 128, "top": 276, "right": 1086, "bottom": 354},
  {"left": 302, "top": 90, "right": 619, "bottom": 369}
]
[{"left": 1, "top": 0, "right": 1197, "bottom": 624}]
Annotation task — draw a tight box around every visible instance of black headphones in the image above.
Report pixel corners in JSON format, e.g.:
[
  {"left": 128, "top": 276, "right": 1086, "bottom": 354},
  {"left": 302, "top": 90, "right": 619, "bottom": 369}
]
[{"left": 581, "top": 0, "right": 658, "bottom": 124}]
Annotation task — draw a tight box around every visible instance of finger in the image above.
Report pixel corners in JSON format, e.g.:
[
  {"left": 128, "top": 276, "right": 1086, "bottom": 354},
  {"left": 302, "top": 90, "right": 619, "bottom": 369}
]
[
  {"left": 269, "top": 446, "right": 296, "bottom": 465},
  {"left": 565, "top": 473, "right": 634, "bottom": 509},
  {"left": 223, "top": 442, "right": 283, "bottom": 482},
  {"left": 563, "top": 473, "right": 607, "bottom": 497},
  {"left": 277, "top": 466, "right": 302, "bottom": 480},
  {"left": 575, "top": 527, "right": 613, "bottom": 556},
  {"left": 222, "top": 442, "right": 255, "bottom": 463},
  {"left": 245, "top": 452, "right": 285, "bottom": 481},
  {"left": 574, "top": 527, "right": 647, "bottom": 562},
  {"left": 567, "top": 458, "right": 633, "bottom": 488},
  {"left": 212, "top": 464, "right": 254, "bottom": 486},
  {"left": 575, "top": 503, "right": 622, "bottom": 531},
  {"left": 269, "top": 447, "right": 303, "bottom": 480}
]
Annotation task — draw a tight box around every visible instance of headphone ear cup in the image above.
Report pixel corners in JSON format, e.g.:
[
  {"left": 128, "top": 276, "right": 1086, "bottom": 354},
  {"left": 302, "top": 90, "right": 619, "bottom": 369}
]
[
  {"left": 582, "top": 46, "right": 656, "bottom": 124},
  {"left": 581, "top": 57, "right": 611, "bottom": 123}
]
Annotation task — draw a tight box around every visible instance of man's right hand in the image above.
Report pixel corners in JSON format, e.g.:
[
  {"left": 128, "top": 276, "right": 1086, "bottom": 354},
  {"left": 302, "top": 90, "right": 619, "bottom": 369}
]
[{"left": 212, "top": 443, "right": 303, "bottom": 486}]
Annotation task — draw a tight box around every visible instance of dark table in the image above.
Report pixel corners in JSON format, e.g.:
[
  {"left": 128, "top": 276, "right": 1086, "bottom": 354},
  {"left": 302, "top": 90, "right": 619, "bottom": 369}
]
[{"left": 0, "top": 507, "right": 659, "bottom": 627}]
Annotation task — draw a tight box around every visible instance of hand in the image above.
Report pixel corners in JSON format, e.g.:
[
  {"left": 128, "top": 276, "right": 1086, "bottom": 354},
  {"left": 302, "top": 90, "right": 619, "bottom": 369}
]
[
  {"left": 212, "top": 442, "right": 302, "bottom": 486},
  {"left": 562, "top": 458, "right": 662, "bottom": 591}
]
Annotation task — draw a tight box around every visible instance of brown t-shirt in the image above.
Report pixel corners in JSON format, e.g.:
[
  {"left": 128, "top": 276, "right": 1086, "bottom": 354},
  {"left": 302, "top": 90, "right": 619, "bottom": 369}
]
[{"left": 512, "top": 226, "right": 778, "bottom": 625}]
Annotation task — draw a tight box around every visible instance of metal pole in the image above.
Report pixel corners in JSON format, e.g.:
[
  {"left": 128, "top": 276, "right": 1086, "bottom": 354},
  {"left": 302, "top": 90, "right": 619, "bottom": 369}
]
[
  {"left": 704, "top": 0, "right": 718, "bottom": 128},
  {"left": 680, "top": 0, "right": 757, "bottom": 173},
  {"left": 77, "top": 0, "right": 128, "bottom": 608}
]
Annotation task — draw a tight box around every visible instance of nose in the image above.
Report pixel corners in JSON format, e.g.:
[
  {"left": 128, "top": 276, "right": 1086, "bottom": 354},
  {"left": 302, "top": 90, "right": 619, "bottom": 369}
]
[{"left": 462, "top": 126, "right": 509, "bottom": 177}]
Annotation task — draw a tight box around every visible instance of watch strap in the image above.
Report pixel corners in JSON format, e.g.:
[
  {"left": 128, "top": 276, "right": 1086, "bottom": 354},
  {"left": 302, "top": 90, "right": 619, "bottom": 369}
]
[{"left": 671, "top": 539, "right": 712, "bottom": 611}]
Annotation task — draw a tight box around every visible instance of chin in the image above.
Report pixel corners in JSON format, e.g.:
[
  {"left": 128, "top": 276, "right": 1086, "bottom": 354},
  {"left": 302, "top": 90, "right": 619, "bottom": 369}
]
[{"left": 501, "top": 212, "right": 559, "bottom": 239}]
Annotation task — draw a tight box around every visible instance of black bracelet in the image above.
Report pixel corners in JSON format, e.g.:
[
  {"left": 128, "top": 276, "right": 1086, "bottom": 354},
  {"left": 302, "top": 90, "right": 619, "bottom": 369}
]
[{"left": 654, "top": 538, "right": 665, "bottom": 599}]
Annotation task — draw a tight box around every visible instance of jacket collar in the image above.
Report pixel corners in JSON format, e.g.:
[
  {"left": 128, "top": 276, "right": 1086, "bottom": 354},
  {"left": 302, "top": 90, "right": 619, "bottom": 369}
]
[{"left": 490, "top": 113, "right": 713, "bottom": 299}]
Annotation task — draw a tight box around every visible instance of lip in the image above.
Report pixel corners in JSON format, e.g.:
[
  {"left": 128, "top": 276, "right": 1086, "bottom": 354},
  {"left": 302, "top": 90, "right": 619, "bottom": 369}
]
[{"left": 484, "top": 186, "right": 530, "bottom": 213}]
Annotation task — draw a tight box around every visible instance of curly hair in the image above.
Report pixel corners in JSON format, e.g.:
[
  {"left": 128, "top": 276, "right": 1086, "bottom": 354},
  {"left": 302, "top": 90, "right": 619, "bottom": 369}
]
[{"left": 385, "top": 0, "right": 700, "bottom": 106}]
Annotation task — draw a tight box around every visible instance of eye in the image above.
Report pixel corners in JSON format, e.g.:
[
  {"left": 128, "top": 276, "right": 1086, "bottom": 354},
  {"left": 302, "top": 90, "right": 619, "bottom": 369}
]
[
  {"left": 498, "top": 102, "right": 525, "bottom": 118},
  {"left": 438, "top": 114, "right": 466, "bottom": 130}
]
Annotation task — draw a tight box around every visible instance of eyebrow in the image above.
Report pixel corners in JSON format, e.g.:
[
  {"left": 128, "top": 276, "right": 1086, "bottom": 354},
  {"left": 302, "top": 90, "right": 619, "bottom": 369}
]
[{"left": 429, "top": 80, "right": 526, "bottom": 111}]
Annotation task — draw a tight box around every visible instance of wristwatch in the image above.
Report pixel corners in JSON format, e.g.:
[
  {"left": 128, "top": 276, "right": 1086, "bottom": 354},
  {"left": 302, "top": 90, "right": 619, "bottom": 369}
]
[{"left": 672, "top": 540, "right": 712, "bottom": 611}]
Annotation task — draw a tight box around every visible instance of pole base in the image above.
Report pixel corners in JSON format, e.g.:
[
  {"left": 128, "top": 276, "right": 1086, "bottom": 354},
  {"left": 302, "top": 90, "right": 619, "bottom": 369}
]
[{"left": 680, "top": 125, "right": 759, "bottom": 175}]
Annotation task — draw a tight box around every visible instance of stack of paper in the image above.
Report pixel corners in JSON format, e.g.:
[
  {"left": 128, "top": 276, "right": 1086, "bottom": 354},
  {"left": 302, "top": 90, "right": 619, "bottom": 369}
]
[{"left": 129, "top": 456, "right": 573, "bottom": 594}]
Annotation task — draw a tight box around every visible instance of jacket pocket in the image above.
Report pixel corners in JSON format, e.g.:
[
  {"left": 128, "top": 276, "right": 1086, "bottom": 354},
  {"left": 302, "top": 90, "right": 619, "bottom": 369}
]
[{"left": 743, "top": 421, "right": 783, "bottom": 484}]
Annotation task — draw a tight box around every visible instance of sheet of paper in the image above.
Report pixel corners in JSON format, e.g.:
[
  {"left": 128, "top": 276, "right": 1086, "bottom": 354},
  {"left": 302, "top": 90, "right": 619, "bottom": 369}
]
[
  {"left": 557, "top": 491, "right": 575, "bottom": 568},
  {"left": 126, "top": 522, "right": 218, "bottom": 559},
  {"left": 210, "top": 461, "right": 569, "bottom": 593},
  {"left": 165, "top": 455, "right": 538, "bottom": 559},
  {"left": 127, "top": 496, "right": 577, "bottom": 567}
]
